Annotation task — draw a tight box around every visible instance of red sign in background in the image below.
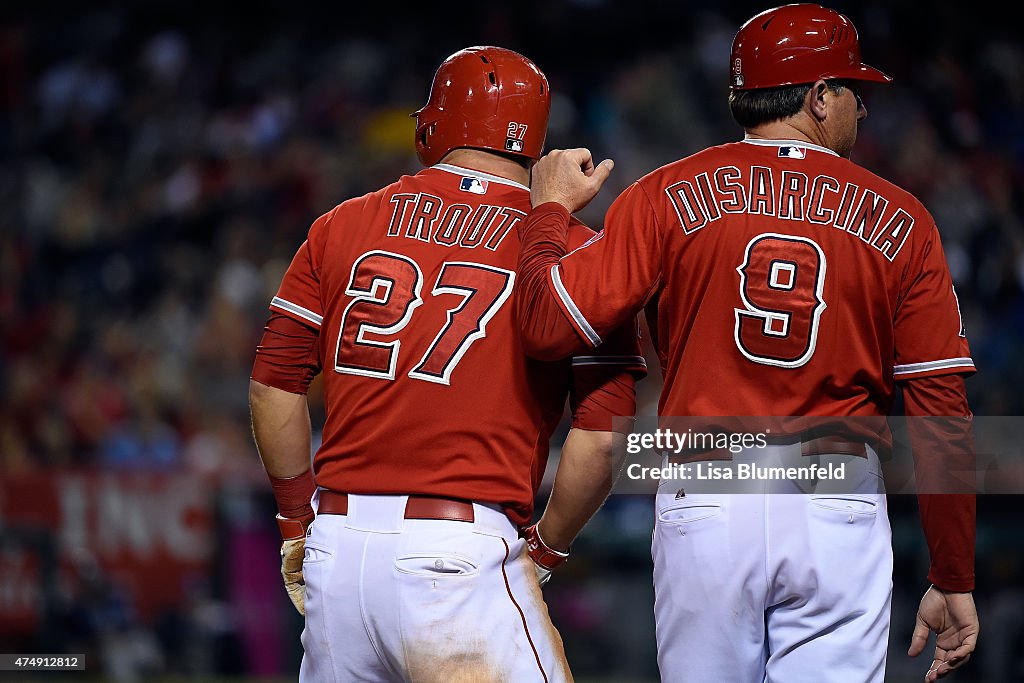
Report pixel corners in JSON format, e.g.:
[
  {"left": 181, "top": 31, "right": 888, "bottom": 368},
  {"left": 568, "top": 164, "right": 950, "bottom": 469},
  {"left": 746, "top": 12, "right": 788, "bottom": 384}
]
[{"left": 0, "top": 470, "right": 214, "bottom": 633}]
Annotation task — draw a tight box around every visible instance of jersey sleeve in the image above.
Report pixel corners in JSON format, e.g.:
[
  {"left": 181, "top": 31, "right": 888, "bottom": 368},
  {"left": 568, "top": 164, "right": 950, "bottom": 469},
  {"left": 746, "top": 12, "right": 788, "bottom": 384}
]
[
  {"left": 570, "top": 316, "right": 649, "bottom": 433},
  {"left": 552, "top": 183, "right": 663, "bottom": 346},
  {"left": 516, "top": 183, "right": 663, "bottom": 357},
  {"left": 251, "top": 312, "right": 322, "bottom": 394},
  {"left": 902, "top": 373, "right": 976, "bottom": 591},
  {"left": 268, "top": 209, "right": 334, "bottom": 330},
  {"left": 893, "top": 222, "right": 975, "bottom": 381}
]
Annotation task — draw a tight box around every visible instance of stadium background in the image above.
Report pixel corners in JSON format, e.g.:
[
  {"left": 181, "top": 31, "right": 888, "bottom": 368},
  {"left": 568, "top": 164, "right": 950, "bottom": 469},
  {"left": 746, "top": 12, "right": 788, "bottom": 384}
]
[{"left": 1, "top": 0, "right": 1022, "bottom": 680}]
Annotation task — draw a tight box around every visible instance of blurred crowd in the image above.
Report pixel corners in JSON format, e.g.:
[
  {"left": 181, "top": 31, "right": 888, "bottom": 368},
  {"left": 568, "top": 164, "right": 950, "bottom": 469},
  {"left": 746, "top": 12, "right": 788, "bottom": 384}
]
[
  {"left": 1, "top": 1, "right": 1023, "bottom": 680},
  {"left": 3, "top": 2, "right": 1023, "bottom": 472}
]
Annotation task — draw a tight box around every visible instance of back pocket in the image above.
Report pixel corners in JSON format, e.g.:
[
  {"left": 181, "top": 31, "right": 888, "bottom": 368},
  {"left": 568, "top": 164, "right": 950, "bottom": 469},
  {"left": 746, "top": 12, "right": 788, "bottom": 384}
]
[
  {"left": 303, "top": 540, "right": 334, "bottom": 565},
  {"left": 394, "top": 553, "right": 480, "bottom": 577},
  {"left": 809, "top": 495, "right": 878, "bottom": 515},
  {"left": 658, "top": 500, "right": 724, "bottom": 526}
]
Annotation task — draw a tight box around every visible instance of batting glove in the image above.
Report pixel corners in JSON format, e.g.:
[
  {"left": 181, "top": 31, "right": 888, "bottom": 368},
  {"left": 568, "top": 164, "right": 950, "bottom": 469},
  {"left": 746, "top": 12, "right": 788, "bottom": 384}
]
[
  {"left": 524, "top": 523, "right": 569, "bottom": 587},
  {"left": 277, "top": 513, "right": 314, "bottom": 615}
]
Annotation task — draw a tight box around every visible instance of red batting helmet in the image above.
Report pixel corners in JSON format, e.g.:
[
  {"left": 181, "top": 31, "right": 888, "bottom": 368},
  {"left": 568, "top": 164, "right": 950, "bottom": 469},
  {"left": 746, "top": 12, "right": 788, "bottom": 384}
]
[
  {"left": 413, "top": 46, "right": 551, "bottom": 167},
  {"left": 729, "top": 4, "right": 892, "bottom": 90}
]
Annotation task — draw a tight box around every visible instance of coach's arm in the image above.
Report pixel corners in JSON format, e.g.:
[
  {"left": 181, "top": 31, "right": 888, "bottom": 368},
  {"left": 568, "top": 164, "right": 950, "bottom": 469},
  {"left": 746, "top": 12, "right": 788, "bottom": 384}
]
[
  {"left": 517, "top": 148, "right": 663, "bottom": 363},
  {"left": 902, "top": 373, "right": 979, "bottom": 682}
]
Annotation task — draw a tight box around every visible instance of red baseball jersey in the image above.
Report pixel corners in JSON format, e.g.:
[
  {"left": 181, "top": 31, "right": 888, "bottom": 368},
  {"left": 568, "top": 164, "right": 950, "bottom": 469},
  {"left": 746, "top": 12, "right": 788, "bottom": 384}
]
[
  {"left": 269, "top": 163, "right": 646, "bottom": 526},
  {"left": 532, "top": 138, "right": 974, "bottom": 419}
]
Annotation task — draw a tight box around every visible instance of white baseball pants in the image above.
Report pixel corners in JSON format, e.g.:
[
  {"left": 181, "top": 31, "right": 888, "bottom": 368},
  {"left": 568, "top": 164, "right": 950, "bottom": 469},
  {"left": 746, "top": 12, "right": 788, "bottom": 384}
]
[
  {"left": 299, "top": 493, "right": 571, "bottom": 683},
  {"left": 652, "top": 445, "right": 893, "bottom": 682}
]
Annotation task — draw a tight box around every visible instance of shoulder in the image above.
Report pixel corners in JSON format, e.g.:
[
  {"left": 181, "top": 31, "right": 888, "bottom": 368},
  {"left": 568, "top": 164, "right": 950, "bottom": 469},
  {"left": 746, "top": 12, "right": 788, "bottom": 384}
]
[
  {"left": 566, "top": 215, "right": 597, "bottom": 250},
  {"left": 628, "top": 142, "right": 738, "bottom": 197},
  {"left": 845, "top": 161, "right": 930, "bottom": 217},
  {"left": 341, "top": 173, "right": 419, "bottom": 213},
  {"left": 316, "top": 173, "right": 420, "bottom": 230},
  {"left": 833, "top": 158, "right": 938, "bottom": 243},
  {"left": 298, "top": 175, "right": 412, "bottom": 258}
]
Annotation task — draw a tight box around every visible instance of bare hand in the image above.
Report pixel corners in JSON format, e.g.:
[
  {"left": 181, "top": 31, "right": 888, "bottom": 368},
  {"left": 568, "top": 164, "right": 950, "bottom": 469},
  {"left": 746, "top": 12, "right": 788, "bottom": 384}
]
[
  {"left": 530, "top": 148, "right": 615, "bottom": 212},
  {"left": 908, "top": 586, "right": 979, "bottom": 681}
]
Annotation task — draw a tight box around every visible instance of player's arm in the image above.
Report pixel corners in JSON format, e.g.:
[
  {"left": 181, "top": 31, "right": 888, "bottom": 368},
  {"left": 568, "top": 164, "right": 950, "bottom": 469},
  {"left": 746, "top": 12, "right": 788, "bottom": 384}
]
[
  {"left": 250, "top": 312, "right": 321, "bottom": 482},
  {"left": 524, "top": 428, "right": 623, "bottom": 584},
  {"left": 525, "top": 322, "right": 647, "bottom": 584},
  {"left": 249, "top": 211, "right": 331, "bottom": 615},
  {"left": 516, "top": 149, "right": 662, "bottom": 360},
  {"left": 250, "top": 311, "right": 322, "bottom": 615},
  {"left": 250, "top": 371, "right": 315, "bottom": 518}
]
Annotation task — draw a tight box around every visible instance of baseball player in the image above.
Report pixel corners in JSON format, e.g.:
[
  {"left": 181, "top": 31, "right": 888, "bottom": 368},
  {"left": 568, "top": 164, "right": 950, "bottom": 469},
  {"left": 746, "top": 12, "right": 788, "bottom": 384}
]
[
  {"left": 513, "top": 5, "right": 978, "bottom": 682},
  {"left": 248, "top": 46, "right": 646, "bottom": 682}
]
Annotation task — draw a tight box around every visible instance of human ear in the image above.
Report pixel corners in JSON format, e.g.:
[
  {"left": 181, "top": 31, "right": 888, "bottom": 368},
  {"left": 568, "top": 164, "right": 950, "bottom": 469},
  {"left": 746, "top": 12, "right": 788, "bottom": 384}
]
[{"left": 809, "top": 80, "right": 830, "bottom": 122}]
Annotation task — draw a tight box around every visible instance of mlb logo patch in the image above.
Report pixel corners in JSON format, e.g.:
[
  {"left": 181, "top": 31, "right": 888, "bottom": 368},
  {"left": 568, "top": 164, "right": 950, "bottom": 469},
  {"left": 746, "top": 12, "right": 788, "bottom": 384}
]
[
  {"left": 778, "top": 145, "right": 806, "bottom": 159},
  {"left": 505, "top": 138, "right": 524, "bottom": 152},
  {"left": 460, "top": 176, "right": 489, "bottom": 195}
]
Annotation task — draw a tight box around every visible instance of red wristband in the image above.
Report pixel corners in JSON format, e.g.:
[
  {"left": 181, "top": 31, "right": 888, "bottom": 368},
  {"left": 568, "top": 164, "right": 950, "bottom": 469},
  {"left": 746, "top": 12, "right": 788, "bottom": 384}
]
[
  {"left": 276, "top": 512, "right": 315, "bottom": 540},
  {"left": 524, "top": 524, "right": 569, "bottom": 571},
  {"left": 269, "top": 469, "right": 316, "bottom": 520}
]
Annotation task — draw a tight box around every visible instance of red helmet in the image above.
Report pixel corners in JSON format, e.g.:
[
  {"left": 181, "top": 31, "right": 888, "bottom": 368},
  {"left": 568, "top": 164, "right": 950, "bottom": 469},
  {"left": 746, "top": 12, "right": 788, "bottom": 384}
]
[
  {"left": 729, "top": 4, "right": 892, "bottom": 90},
  {"left": 413, "top": 46, "right": 551, "bottom": 167}
]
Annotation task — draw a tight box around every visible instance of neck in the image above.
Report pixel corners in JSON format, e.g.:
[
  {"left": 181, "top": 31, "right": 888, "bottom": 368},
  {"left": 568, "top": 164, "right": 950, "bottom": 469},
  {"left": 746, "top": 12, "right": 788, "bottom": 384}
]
[
  {"left": 437, "top": 149, "right": 531, "bottom": 186},
  {"left": 745, "top": 115, "right": 827, "bottom": 149}
]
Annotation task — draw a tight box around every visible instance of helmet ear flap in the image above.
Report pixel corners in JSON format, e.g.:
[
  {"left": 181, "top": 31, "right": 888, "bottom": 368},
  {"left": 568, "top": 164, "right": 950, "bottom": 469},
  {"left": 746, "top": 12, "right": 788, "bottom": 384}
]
[{"left": 413, "top": 113, "right": 442, "bottom": 166}]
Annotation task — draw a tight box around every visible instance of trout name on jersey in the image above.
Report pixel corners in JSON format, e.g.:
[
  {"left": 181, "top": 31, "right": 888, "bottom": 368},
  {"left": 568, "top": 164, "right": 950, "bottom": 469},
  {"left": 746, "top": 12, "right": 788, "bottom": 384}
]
[
  {"left": 665, "top": 165, "right": 914, "bottom": 261},
  {"left": 387, "top": 192, "right": 526, "bottom": 251}
]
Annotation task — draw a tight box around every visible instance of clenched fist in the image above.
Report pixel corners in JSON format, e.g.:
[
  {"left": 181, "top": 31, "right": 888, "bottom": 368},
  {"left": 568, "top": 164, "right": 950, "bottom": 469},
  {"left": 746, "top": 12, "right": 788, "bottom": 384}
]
[{"left": 530, "top": 148, "right": 615, "bottom": 213}]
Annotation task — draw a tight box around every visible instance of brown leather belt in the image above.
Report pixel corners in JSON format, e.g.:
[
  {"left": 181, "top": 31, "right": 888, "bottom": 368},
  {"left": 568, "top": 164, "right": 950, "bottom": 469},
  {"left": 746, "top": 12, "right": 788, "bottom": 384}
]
[
  {"left": 799, "top": 437, "right": 867, "bottom": 458},
  {"left": 668, "top": 436, "right": 867, "bottom": 464},
  {"left": 318, "top": 490, "right": 475, "bottom": 523}
]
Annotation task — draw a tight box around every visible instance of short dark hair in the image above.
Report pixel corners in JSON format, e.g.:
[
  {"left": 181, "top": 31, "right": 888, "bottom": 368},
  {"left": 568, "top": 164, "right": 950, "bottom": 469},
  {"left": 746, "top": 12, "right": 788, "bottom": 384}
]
[{"left": 728, "top": 81, "right": 847, "bottom": 129}]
